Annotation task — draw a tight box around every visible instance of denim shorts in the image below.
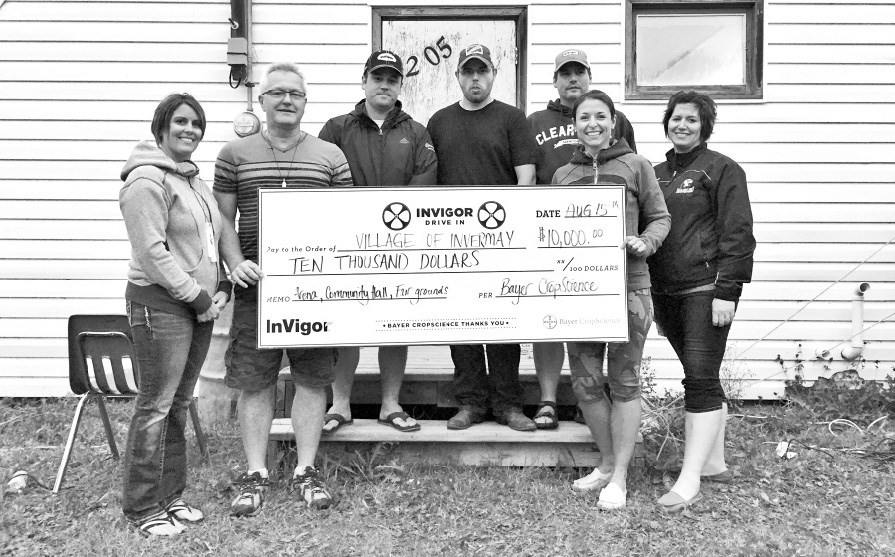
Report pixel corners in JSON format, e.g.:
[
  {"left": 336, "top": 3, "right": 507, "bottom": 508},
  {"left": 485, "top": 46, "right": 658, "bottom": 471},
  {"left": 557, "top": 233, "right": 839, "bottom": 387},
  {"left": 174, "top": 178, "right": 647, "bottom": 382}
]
[
  {"left": 567, "top": 288, "right": 652, "bottom": 403},
  {"left": 224, "top": 287, "right": 336, "bottom": 391}
]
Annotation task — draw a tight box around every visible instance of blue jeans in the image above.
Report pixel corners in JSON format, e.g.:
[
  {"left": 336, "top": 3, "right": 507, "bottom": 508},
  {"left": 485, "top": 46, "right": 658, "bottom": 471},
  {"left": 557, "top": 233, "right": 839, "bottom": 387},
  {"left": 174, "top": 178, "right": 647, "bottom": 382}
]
[
  {"left": 652, "top": 291, "right": 730, "bottom": 413},
  {"left": 122, "top": 301, "right": 213, "bottom": 521},
  {"left": 450, "top": 343, "right": 522, "bottom": 414}
]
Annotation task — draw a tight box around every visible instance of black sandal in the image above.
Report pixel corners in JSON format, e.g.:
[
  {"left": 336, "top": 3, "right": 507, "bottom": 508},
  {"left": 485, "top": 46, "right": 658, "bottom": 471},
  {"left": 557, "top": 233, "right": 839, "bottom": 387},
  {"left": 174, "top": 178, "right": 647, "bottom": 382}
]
[{"left": 533, "top": 401, "right": 559, "bottom": 430}]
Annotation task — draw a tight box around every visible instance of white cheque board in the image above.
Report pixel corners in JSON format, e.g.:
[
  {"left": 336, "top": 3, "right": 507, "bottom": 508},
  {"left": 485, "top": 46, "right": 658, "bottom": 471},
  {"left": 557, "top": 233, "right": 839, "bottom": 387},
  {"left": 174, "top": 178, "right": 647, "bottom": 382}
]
[{"left": 257, "top": 186, "right": 628, "bottom": 348}]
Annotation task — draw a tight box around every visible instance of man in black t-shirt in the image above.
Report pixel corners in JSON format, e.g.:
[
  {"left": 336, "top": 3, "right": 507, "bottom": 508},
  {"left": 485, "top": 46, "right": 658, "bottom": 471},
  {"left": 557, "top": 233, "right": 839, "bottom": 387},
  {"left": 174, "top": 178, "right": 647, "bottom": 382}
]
[{"left": 426, "top": 44, "right": 538, "bottom": 432}]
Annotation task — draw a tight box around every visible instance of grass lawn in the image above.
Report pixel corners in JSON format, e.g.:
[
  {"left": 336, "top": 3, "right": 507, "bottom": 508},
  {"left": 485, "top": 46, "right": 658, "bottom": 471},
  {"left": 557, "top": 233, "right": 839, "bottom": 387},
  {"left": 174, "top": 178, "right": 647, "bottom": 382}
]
[{"left": 1, "top": 395, "right": 893, "bottom": 557}]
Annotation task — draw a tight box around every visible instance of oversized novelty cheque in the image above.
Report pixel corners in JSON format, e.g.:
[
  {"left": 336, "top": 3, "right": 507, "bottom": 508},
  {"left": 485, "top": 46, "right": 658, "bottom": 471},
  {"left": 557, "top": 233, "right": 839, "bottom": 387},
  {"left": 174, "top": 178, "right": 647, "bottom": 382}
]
[{"left": 257, "top": 186, "right": 628, "bottom": 348}]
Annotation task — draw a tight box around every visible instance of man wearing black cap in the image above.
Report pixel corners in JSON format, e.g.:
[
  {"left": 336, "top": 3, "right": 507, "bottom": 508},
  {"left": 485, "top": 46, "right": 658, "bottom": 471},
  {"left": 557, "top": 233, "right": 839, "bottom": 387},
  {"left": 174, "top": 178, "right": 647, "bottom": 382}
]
[
  {"left": 426, "top": 44, "right": 539, "bottom": 432},
  {"left": 318, "top": 50, "right": 437, "bottom": 435},
  {"left": 526, "top": 48, "right": 638, "bottom": 430}
]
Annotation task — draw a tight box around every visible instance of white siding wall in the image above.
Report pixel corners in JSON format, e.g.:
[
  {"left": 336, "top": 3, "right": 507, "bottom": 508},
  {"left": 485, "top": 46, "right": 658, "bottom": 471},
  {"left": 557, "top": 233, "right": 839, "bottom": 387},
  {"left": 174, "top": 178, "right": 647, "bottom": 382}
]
[
  {"left": 528, "top": 0, "right": 895, "bottom": 397},
  {"left": 1, "top": 0, "right": 893, "bottom": 396},
  {"left": 0, "top": 0, "right": 374, "bottom": 395}
]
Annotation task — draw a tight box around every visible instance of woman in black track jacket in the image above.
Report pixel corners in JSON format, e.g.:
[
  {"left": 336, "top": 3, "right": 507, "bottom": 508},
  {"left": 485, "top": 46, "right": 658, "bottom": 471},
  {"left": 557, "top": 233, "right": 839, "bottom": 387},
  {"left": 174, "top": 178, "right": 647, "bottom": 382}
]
[{"left": 648, "top": 91, "right": 756, "bottom": 512}]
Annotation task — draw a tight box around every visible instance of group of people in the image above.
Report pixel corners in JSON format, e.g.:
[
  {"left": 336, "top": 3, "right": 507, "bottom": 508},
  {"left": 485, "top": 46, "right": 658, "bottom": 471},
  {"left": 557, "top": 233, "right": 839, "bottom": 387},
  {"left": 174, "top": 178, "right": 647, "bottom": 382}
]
[{"left": 117, "top": 43, "right": 755, "bottom": 535}]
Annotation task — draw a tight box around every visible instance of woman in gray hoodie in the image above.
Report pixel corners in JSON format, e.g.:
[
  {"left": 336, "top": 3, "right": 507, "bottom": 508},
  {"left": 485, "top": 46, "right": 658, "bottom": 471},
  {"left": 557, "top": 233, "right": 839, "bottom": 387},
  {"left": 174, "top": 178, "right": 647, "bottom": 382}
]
[
  {"left": 552, "top": 90, "right": 670, "bottom": 510},
  {"left": 119, "top": 93, "right": 230, "bottom": 536}
]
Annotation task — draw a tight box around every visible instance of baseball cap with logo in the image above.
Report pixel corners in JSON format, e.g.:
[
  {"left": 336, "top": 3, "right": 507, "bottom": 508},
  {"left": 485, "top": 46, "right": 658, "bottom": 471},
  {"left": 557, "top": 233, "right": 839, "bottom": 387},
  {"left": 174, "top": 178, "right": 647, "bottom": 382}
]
[
  {"left": 457, "top": 44, "right": 494, "bottom": 70},
  {"left": 364, "top": 50, "right": 404, "bottom": 76},
  {"left": 554, "top": 49, "right": 590, "bottom": 73}
]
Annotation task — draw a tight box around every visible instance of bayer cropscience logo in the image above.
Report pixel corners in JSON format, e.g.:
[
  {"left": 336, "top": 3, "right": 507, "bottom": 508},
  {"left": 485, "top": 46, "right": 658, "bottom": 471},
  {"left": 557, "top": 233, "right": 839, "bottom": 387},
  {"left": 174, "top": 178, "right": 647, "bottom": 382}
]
[
  {"left": 478, "top": 201, "right": 506, "bottom": 229},
  {"left": 543, "top": 315, "right": 557, "bottom": 329},
  {"left": 382, "top": 202, "right": 411, "bottom": 230}
]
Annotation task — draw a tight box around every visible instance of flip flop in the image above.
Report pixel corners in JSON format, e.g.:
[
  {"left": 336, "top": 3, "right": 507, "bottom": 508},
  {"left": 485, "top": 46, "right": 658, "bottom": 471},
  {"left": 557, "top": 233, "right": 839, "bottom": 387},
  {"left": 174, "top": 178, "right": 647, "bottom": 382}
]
[
  {"left": 322, "top": 413, "right": 353, "bottom": 436},
  {"left": 377, "top": 411, "right": 421, "bottom": 432}
]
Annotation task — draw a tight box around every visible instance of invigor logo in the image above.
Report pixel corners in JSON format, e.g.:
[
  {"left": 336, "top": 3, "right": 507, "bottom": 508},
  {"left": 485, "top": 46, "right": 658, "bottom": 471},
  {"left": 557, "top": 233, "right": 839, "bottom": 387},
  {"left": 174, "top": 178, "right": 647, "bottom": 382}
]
[{"left": 265, "top": 319, "right": 330, "bottom": 335}]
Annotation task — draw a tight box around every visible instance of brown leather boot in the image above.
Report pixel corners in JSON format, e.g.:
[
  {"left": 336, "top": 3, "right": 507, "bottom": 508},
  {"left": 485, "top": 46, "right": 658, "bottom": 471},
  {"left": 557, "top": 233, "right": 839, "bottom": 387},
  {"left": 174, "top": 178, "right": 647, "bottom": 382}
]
[
  {"left": 495, "top": 408, "right": 536, "bottom": 432},
  {"left": 447, "top": 405, "right": 487, "bottom": 430}
]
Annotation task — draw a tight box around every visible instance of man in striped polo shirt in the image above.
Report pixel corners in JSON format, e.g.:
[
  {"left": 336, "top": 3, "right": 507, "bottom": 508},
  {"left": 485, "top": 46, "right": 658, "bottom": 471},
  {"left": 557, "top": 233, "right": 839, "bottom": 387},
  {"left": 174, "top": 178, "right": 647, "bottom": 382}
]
[{"left": 214, "top": 62, "right": 352, "bottom": 515}]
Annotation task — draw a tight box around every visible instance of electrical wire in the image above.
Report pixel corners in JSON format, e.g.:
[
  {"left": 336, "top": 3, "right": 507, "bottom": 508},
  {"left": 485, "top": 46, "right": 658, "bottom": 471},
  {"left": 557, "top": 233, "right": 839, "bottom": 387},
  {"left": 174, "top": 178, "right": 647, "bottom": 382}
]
[
  {"left": 784, "top": 438, "right": 837, "bottom": 460},
  {"left": 731, "top": 309, "right": 895, "bottom": 390},
  {"left": 230, "top": 66, "right": 245, "bottom": 89},
  {"left": 769, "top": 417, "right": 895, "bottom": 464},
  {"left": 827, "top": 418, "right": 863, "bottom": 434},
  {"left": 867, "top": 416, "right": 889, "bottom": 431},
  {"left": 729, "top": 231, "right": 895, "bottom": 363}
]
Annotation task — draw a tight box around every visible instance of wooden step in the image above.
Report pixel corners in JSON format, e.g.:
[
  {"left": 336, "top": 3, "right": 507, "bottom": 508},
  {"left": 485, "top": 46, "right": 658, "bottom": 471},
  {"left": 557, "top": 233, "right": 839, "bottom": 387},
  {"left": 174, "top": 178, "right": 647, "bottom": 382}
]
[
  {"left": 275, "top": 344, "right": 583, "bottom": 410},
  {"left": 268, "top": 418, "right": 643, "bottom": 468},
  {"left": 277, "top": 372, "right": 579, "bottom": 410},
  {"left": 354, "top": 345, "right": 540, "bottom": 375}
]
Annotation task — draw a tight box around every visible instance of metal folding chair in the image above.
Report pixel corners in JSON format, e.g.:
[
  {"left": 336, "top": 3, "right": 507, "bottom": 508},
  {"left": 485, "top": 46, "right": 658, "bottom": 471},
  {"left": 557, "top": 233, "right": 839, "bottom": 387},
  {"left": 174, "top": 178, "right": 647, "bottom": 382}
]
[{"left": 53, "top": 314, "right": 209, "bottom": 493}]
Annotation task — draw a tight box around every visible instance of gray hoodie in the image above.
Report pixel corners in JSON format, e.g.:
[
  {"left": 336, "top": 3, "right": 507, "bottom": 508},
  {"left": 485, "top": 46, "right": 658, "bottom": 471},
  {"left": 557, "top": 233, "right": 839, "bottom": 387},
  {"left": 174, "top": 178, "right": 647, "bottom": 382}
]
[
  {"left": 120, "top": 141, "right": 228, "bottom": 317},
  {"left": 552, "top": 140, "right": 670, "bottom": 291}
]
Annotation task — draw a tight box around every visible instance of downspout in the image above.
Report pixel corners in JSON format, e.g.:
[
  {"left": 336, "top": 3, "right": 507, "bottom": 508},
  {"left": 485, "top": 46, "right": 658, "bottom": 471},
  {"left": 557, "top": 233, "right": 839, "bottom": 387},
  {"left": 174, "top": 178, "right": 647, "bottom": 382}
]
[{"left": 840, "top": 282, "right": 870, "bottom": 361}]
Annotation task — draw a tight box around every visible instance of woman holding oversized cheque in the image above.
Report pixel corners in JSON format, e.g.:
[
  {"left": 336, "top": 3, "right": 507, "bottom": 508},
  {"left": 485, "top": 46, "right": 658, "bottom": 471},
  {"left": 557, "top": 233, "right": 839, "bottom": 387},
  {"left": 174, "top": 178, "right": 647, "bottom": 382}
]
[
  {"left": 648, "top": 91, "right": 755, "bottom": 511},
  {"left": 119, "top": 93, "right": 230, "bottom": 536},
  {"left": 552, "top": 90, "right": 670, "bottom": 510}
]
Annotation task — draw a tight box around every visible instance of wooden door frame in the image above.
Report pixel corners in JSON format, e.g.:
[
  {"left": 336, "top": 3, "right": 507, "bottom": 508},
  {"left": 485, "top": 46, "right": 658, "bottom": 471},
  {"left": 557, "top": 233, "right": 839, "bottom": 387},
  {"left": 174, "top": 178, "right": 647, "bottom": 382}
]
[{"left": 372, "top": 6, "right": 528, "bottom": 110}]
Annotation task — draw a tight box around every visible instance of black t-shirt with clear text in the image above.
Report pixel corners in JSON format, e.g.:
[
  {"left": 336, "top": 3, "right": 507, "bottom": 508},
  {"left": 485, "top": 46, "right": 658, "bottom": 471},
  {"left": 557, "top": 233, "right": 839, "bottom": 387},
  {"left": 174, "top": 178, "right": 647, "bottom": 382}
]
[{"left": 426, "top": 100, "right": 538, "bottom": 186}]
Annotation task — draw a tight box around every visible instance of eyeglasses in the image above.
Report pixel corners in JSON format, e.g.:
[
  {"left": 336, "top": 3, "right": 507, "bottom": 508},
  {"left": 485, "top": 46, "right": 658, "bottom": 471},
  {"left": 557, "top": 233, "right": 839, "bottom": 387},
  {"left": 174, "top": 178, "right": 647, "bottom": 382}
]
[{"left": 262, "top": 90, "right": 307, "bottom": 101}]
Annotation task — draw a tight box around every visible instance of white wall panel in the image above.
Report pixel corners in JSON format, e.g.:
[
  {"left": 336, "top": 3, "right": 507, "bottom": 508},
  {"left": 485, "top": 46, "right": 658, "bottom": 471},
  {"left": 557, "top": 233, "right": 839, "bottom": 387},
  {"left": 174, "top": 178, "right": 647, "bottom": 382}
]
[{"left": 2, "top": 0, "right": 894, "bottom": 397}]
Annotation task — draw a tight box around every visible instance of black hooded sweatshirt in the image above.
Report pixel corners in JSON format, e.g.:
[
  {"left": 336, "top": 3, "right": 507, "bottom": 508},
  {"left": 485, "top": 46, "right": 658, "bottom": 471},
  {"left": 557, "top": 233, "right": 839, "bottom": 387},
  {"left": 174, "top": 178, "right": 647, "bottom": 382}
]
[{"left": 528, "top": 99, "right": 637, "bottom": 185}]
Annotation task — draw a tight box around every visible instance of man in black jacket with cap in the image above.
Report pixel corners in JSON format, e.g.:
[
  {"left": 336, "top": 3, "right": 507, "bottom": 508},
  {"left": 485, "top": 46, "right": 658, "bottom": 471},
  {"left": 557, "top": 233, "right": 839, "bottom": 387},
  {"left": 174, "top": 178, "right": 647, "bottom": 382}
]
[{"left": 318, "top": 50, "right": 437, "bottom": 435}]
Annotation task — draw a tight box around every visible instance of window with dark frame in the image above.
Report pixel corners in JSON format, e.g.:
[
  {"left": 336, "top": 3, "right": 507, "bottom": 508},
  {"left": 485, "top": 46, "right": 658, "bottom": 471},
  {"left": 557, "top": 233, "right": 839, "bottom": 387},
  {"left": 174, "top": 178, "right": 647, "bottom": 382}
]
[{"left": 625, "top": 0, "right": 763, "bottom": 99}]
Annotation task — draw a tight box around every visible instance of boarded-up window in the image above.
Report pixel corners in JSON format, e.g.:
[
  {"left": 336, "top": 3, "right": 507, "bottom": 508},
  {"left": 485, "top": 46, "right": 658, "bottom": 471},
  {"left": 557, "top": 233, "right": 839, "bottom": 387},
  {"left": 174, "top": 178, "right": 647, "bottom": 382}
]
[{"left": 373, "top": 7, "right": 527, "bottom": 126}]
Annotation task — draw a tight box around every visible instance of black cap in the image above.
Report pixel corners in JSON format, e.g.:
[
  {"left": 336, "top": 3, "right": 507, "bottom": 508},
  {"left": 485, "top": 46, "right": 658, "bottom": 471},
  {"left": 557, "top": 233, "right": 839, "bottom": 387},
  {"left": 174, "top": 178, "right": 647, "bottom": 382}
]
[
  {"left": 363, "top": 50, "right": 404, "bottom": 76},
  {"left": 456, "top": 44, "right": 494, "bottom": 69}
]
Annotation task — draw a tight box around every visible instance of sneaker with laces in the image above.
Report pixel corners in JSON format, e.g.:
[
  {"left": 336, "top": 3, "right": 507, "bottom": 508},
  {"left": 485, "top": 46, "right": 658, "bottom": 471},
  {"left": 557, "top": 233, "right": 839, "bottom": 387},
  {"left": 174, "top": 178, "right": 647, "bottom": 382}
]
[
  {"left": 289, "top": 466, "right": 333, "bottom": 510},
  {"left": 229, "top": 471, "right": 269, "bottom": 517},
  {"left": 165, "top": 497, "right": 204, "bottom": 523},
  {"left": 133, "top": 510, "right": 185, "bottom": 537}
]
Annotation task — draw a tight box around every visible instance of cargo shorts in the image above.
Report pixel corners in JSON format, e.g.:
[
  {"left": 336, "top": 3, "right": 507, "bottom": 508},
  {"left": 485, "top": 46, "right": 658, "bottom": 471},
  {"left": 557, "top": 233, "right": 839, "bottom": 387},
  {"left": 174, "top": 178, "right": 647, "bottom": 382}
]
[
  {"left": 567, "top": 288, "right": 652, "bottom": 403},
  {"left": 224, "top": 286, "right": 336, "bottom": 391}
]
